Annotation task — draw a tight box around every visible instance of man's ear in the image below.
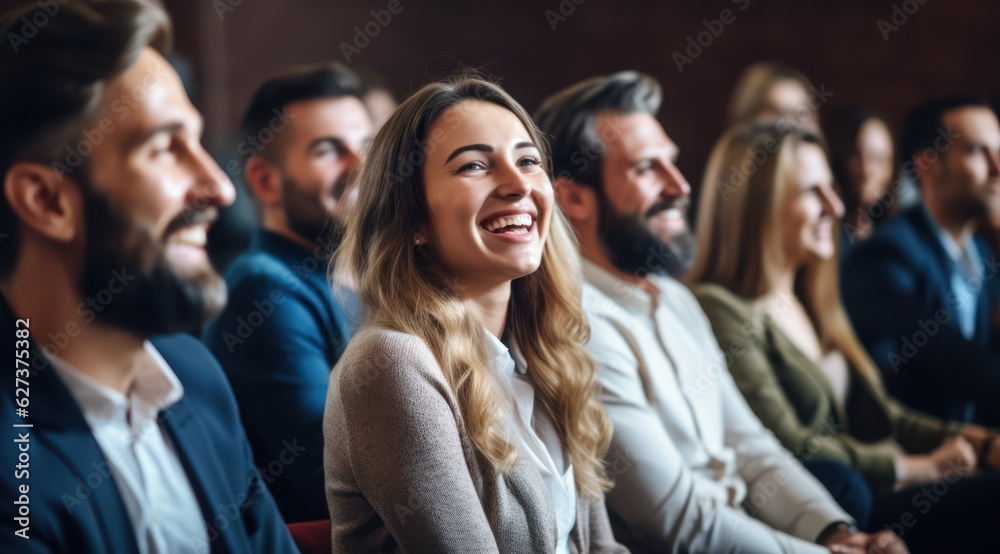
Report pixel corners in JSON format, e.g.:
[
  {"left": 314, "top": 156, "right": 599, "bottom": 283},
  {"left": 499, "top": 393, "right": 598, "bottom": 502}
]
[
  {"left": 3, "top": 162, "right": 81, "bottom": 244},
  {"left": 553, "top": 176, "right": 596, "bottom": 223},
  {"left": 244, "top": 156, "right": 283, "bottom": 206},
  {"left": 912, "top": 151, "right": 940, "bottom": 187}
]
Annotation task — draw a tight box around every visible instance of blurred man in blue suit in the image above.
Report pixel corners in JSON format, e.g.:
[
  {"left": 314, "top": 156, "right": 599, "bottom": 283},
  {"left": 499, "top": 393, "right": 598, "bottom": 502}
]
[
  {"left": 202, "top": 63, "right": 372, "bottom": 523},
  {"left": 843, "top": 96, "right": 1000, "bottom": 426},
  {"left": 0, "top": 0, "right": 298, "bottom": 551}
]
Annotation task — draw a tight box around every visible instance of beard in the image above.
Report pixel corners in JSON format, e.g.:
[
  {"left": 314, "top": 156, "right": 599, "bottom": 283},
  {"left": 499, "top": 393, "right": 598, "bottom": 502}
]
[
  {"left": 940, "top": 163, "right": 992, "bottom": 222},
  {"left": 963, "top": 187, "right": 992, "bottom": 220},
  {"left": 281, "top": 173, "right": 346, "bottom": 253},
  {"left": 79, "top": 183, "right": 227, "bottom": 336},
  {"left": 596, "top": 192, "right": 696, "bottom": 279}
]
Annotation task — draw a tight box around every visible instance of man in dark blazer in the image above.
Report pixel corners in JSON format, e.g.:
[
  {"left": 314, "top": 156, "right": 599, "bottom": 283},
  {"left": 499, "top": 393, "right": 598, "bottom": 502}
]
[
  {"left": 843, "top": 96, "right": 1000, "bottom": 426},
  {"left": 0, "top": 1, "right": 297, "bottom": 551},
  {"left": 202, "top": 64, "right": 372, "bottom": 523}
]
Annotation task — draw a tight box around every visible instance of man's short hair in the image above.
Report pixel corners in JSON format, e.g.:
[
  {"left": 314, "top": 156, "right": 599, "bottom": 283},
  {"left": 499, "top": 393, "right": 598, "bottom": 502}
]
[
  {"left": 901, "top": 95, "right": 992, "bottom": 178},
  {"left": 533, "top": 71, "right": 661, "bottom": 190},
  {"left": 0, "top": 0, "right": 171, "bottom": 279},
  {"left": 239, "top": 63, "right": 364, "bottom": 163}
]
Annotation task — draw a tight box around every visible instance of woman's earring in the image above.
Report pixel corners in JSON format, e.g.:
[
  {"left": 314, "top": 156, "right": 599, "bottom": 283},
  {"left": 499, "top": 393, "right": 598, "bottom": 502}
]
[{"left": 414, "top": 236, "right": 422, "bottom": 246}]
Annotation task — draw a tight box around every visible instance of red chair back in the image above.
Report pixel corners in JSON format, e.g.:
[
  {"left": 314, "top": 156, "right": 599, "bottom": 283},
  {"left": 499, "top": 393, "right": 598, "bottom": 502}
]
[{"left": 287, "top": 519, "right": 332, "bottom": 554}]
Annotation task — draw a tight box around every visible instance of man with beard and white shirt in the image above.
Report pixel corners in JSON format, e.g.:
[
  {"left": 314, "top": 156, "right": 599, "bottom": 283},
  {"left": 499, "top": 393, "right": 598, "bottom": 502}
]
[
  {"left": 202, "top": 63, "right": 373, "bottom": 523},
  {"left": 0, "top": 0, "right": 297, "bottom": 552},
  {"left": 534, "top": 72, "right": 905, "bottom": 553}
]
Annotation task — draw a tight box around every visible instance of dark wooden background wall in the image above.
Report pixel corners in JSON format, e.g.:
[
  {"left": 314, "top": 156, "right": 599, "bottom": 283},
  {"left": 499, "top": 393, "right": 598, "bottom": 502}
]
[{"left": 4, "top": 0, "right": 999, "bottom": 188}]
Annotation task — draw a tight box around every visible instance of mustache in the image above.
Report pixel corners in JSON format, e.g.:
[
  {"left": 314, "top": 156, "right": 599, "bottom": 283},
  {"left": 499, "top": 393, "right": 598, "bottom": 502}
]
[
  {"left": 163, "top": 207, "right": 219, "bottom": 238},
  {"left": 645, "top": 197, "right": 688, "bottom": 219},
  {"left": 330, "top": 172, "right": 357, "bottom": 202}
]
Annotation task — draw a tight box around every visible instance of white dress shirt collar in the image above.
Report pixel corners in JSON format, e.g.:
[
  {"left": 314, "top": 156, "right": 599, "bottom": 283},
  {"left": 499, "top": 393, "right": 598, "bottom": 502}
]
[
  {"left": 486, "top": 329, "right": 528, "bottom": 376},
  {"left": 51, "top": 341, "right": 184, "bottom": 431},
  {"left": 47, "top": 341, "right": 209, "bottom": 554},
  {"left": 925, "top": 207, "right": 984, "bottom": 340},
  {"left": 583, "top": 260, "right": 655, "bottom": 313},
  {"left": 927, "top": 213, "right": 982, "bottom": 273},
  {"left": 486, "top": 330, "right": 576, "bottom": 554}
]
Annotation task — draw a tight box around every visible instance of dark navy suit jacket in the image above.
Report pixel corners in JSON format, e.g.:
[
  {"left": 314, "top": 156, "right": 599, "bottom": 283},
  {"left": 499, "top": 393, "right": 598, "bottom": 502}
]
[
  {"left": 842, "top": 206, "right": 1000, "bottom": 425},
  {"left": 202, "top": 230, "right": 356, "bottom": 523},
  {"left": 0, "top": 295, "right": 298, "bottom": 553}
]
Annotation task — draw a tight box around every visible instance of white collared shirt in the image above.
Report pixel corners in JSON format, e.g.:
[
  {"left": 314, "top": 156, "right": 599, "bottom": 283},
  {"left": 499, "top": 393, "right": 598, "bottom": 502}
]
[
  {"left": 581, "top": 260, "right": 848, "bottom": 553},
  {"left": 486, "top": 331, "right": 576, "bottom": 554},
  {"left": 48, "top": 341, "right": 209, "bottom": 554}
]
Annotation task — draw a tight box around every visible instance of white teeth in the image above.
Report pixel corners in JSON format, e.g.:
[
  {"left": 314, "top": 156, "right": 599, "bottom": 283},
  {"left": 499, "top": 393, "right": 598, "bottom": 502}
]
[
  {"left": 169, "top": 226, "right": 207, "bottom": 247},
  {"left": 483, "top": 213, "right": 533, "bottom": 232}
]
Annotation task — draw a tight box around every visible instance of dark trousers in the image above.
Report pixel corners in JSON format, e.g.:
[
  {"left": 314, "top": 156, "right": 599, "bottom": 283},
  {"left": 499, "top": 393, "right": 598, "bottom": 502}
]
[
  {"left": 867, "top": 470, "right": 1000, "bottom": 553},
  {"left": 803, "top": 459, "right": 873, "bottom": 529}
]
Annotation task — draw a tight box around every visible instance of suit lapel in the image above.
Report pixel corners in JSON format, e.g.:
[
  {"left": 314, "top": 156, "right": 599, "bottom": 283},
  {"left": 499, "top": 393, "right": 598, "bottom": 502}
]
[
  {"left": 154, "top": 342, "right": 239, "bottom": 554},
  {"left": 33, "top": 372, "right": 141, "bottom": 553},
  {"left": 915, "top": 209, "right": 997, "bottom": 344},
  {"left": 0, "top": 296, "right": 139, "bottom": 553},
  {"left": 257, "top": 230, "right": 350, "bottom": 361},
  {"left": 972, "top": 237, "right": 997, "bottom": 346},
  {"left": 908, "top": 207, "right": 952, "bottom": 269},
  {"left": 315, "top": 282, "right": 351, "bottom": 361},
  {"left": 907, "top": 207, "right": 957, "bottom": 304}
]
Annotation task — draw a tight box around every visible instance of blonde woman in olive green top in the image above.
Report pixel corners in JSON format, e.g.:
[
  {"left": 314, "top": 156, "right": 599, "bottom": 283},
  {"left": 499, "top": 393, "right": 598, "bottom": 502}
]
[
  {"left": 688, "top": 122, "right": 1000, "bottom": 552},
  {"left": 693, "top": 281, "right": 959, "bottom": 494}
]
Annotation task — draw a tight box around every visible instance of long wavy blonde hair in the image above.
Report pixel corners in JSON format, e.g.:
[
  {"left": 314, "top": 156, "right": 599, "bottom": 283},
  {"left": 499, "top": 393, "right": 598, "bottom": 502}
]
[
  {"left": 688, "top": 123, "right": 881, "bottom": 384},
  {"left": 333, "top": 76, "right": 612, "bottom": 497}
]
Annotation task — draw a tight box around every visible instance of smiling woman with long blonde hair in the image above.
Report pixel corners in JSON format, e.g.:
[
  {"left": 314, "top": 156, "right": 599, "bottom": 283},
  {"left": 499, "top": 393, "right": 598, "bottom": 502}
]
[
  {"left": 324, "top": 76, "right": 622, "bottom": 553},
  {"left": 689, "top": 122, "right": 1000, "bottom": 553}
]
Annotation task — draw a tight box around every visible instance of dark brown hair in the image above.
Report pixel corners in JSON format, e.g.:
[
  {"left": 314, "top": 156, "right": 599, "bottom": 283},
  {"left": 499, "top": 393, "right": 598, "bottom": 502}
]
[
  {"left": 901, "top": 95, "right": 991, "bottom": 181},
  {"left": 533, "top": 71, "right": 661, "bottom": 191},
  {"left": 239, "top": 62, "right": 363, "bottom": 163},
  {"left": 0, "top": 0, "right": 171, "bottom": 278},
  {"left": 824, "top": 104, "right": 892, "bottom": 209}
]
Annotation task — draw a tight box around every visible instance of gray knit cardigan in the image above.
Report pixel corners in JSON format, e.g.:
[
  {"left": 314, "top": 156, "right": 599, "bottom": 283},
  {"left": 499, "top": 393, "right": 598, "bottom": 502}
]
[{"left": 323, "top": 327, "right": 629, "bottom": 553}]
